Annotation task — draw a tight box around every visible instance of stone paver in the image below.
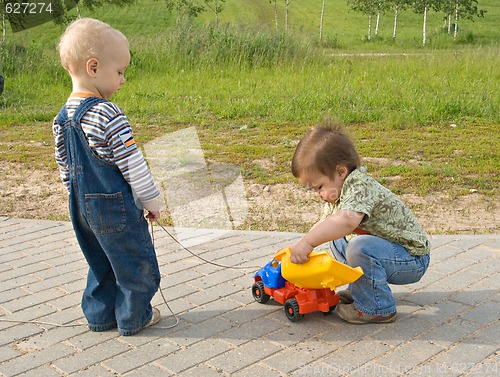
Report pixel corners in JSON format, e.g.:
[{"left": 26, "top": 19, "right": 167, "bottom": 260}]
[{"left": 0, "top": 217, "right": 499, "bottom": 376}]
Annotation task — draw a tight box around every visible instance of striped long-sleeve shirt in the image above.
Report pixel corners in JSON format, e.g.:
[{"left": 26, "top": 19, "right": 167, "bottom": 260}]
[{"left": 53, "top": 95, "right": 160, "bottom": 207}]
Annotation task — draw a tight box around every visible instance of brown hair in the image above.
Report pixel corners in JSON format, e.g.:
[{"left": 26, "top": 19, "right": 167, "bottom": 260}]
[{"left": 291, "top": 119, "right": 360, "bottom": 180}]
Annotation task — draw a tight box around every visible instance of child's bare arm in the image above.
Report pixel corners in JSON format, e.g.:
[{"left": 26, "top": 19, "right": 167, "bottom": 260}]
[{"left": 290, "top": 210, "right": 364, "bottom": 264}]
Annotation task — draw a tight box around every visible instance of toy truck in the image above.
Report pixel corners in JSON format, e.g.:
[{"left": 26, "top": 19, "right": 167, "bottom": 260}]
[{"left": 252, "top": 248, "right": 363, "bottom": 322}]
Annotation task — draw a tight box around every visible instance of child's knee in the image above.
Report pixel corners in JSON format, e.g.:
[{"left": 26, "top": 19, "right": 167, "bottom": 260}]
[{"left": 345, "top": 236, "right": 370, "bottom": 265}]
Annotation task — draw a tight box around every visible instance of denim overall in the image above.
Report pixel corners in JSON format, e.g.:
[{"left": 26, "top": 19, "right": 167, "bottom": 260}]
[{"left": 56, "top": 97, "right": 160, "bottom": 336}]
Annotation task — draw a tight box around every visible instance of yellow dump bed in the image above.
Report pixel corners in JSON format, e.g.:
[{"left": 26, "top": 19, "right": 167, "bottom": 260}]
[{"left": 274, "top": 248, "right": 363, "bottom": 290}]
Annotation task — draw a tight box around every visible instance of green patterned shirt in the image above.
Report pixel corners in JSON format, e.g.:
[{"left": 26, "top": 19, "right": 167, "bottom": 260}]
[{"left": 323, "top": 167, "right": 430, "bottom": 256}]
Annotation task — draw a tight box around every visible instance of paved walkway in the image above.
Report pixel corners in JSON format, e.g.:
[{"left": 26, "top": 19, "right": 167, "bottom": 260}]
[{"left": 0, "top": 217, "right": 498, "bottom": 376}]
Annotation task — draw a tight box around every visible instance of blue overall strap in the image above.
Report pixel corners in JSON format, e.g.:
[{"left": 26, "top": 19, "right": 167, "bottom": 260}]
[
  {"left": 55, "top": 96, "right": 108, "bottom": 127},
  {"left": 56, "top": 104, "right": 69, "bottom": 127},
  {"left": 72, "top": 96, "right": 108, "bottom": 126}
]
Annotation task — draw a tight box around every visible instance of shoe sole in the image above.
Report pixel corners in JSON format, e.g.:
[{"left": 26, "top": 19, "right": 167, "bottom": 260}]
[{"left": 336, "top": 304, "right": 396, "bottom": 324}]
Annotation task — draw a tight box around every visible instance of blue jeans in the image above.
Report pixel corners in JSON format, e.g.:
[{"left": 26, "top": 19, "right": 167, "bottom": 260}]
[
  {"left": 56, "top": 97, "right": 160, "bottom": 336},
  {"left": 330, "top": 236, "right": 430, "bottom": 316}
]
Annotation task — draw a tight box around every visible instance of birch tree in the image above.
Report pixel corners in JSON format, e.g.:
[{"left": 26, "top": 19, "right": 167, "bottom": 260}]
[
  {"left": 319, "top": 0, "right": 326, "bottom": 41},
  {"left": 1, "top": 10, "right": 5, "bottom": 45},
  {"left": 374, "top": 1, "right": 392, "bottom": 37},
  {"left": 388, "top": 0, "right": 410, "bottom": 41},
  {"left": 347, "top": 0, "right": 378, "bottom": 41},
  {"left": 1, "top": 0, "right": 25, "bottom": 42},
  {"left": 204, "top": 0, "right": 225, "bottom": 28},
  {"left": 269, "top": 0, "right": 278, "bottom": 31},
  {"left": 411, "top": 0, "right": 441, "bottom": 45},
  {"left": 285, "top": 0, "right": 290, "bottom": 33},
  {"left": 165, "top": 0, "right": 206, "bottom": 26},
  {"left": 442, "top": 0, "right": 485, "bottom": 41},
  {"left": 443, "top": 0, "right": 454, "bottom": 33}
]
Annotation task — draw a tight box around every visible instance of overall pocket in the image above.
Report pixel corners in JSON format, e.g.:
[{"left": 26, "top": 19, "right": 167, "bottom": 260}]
[{"left": 85, "top": 192, "right": 126, "bottom": 234}]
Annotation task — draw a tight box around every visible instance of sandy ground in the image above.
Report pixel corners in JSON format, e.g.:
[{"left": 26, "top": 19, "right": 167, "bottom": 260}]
[
  {"left": 1, "top": 162, "right": 498, "bottom": 234},
  {"left": 246, "top": 183, "right": 499, "bottom": 234}
]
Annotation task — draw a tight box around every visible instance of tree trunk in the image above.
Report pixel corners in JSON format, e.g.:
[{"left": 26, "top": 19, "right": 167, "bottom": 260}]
[
  {"left": 2, "top": 13, "right": 6, "bottom": 45},
  {"left": 393, "top": 5, "right": 399, "bottom": 41},
  {"left": 320, "top": 0, "right": 326, "bottom": 41},
  {"left": 285, "top": 0, "right": 289, "bottom": 33},
  {"left": 368, "top": 14, "right": 372, "bottom": 41},
  {"left": 215, "top": 0, "right": 219, "bottom": 28},
  {"left": 274, "top": 0, "right": 278, "bottom": 32},
  {"left": 422, "top": 5, "right": 427, "bottom": 45},
  {"left": 1, "top": 13, "right": 5, "bottom": 75},
  {"left": 453, "top": 1, "right": 459, "bottom": 41},
  {"left": 375, "top": 11, "right": 380, "bottom": 36}
]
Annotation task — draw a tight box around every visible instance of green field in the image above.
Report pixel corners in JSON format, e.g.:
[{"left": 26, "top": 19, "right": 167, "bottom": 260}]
[{"left": 0, "top": 0, "right": 499, "bottom": 230}]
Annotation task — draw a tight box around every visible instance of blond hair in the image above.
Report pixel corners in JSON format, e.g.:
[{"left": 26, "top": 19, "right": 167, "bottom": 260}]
[
  {"left": 57, "top": 18, "right": 128, "bottom": 73},
  {"left": 291, "top": 118, "right": 360, "bottom": 180}
]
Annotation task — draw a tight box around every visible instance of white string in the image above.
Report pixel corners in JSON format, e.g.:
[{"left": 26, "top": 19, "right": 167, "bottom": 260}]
[
  {"left": 0, "top": 221, "right": 263, "bottom": 330},
  {"left": 0, "top": 318, "right": 86, "bottom": 327},
  {"left": 155, "top": 222, "right": 261, "bottom": 270}
]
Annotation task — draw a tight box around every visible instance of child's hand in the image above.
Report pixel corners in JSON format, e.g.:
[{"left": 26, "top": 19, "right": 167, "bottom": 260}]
[
  {"left": 290, "top": 239, "right": 314, "bottom": 264},
  {"left": 146, "top": 210, "right": 160, "bottom": 223}
]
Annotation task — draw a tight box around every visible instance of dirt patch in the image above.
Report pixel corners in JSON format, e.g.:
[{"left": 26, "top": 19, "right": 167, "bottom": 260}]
[
  {"left": 245, "top": 183, "right": 499, "bottom": 234},
  {"left": 1, "top": 162, "right": 498, "bottom": 234},
  {"left": 0, "top": 162, "right": 68, "bottom": 221}
]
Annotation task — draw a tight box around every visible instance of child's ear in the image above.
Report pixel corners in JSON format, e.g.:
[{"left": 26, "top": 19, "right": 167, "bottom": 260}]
[
  {"left": 336, "top": 164, "right": 349, "bottom": 180},
  {"left": 86, "top": 58, "right": 99, "bottom": 77}
]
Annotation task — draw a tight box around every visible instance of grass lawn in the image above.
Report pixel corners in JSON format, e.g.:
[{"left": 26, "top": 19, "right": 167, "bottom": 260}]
[{"left": 0, "top": 0, "right": 498, "bottom": 231}]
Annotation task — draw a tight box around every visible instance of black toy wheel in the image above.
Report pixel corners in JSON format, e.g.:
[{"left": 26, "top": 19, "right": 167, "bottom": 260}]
[
  {"left": 252, "top": 281, "right": 270, "bottom": 303},
  {"left": 284, "top": 298, "right": 304, "bottom": 322},
  {"left": 324, "top": 305, "right": 337, "bottom": 316}
]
